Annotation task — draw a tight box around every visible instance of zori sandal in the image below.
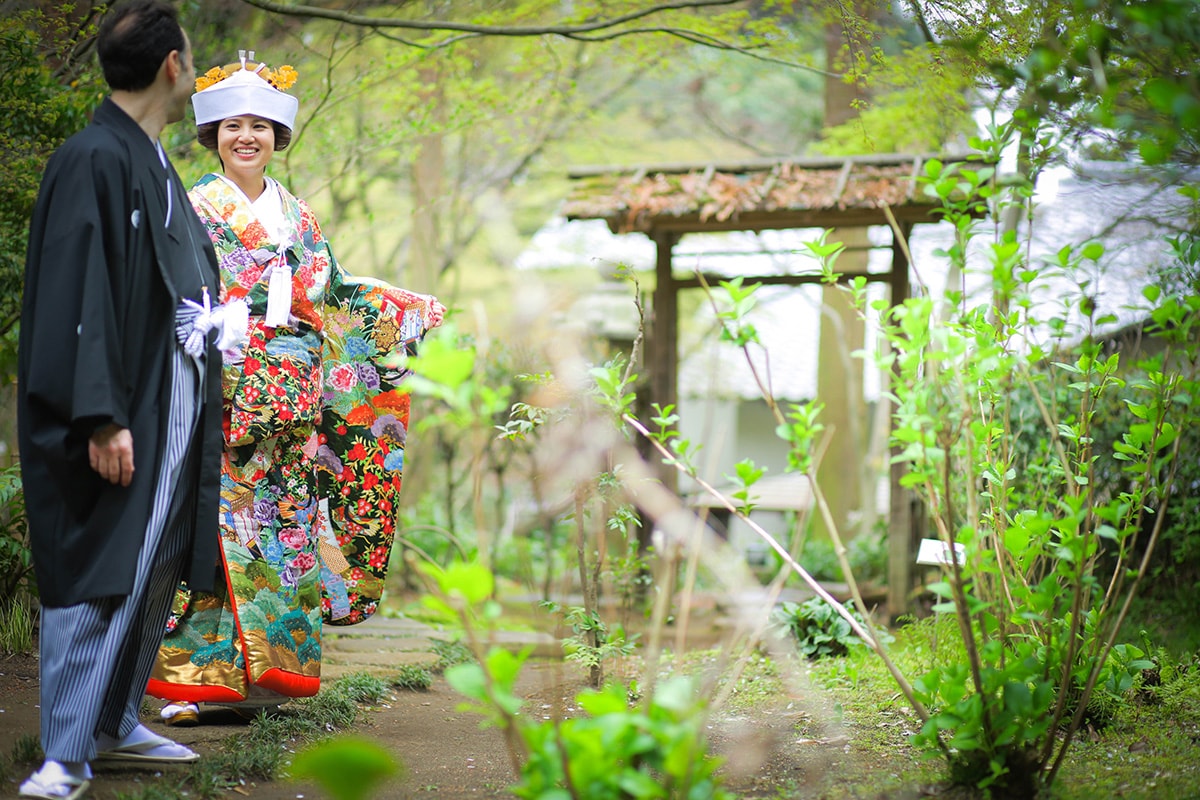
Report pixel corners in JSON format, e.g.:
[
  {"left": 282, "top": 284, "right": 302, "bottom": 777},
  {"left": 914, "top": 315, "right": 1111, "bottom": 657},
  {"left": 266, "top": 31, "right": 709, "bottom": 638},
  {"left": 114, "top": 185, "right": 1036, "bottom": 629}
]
[
  {"left": 160, "top": 701, "right": 200, "bottom": 727},
  {"left": 95, "top": 724, "right": 199, "bottom": 764},
  {"left": 19, "top": 761, "right": 90, "bottom": 800}
]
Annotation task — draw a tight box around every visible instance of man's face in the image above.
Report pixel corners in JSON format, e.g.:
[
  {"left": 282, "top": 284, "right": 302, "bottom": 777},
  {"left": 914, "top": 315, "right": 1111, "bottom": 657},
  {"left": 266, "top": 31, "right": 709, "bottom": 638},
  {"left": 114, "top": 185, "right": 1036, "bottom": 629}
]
[{"left": 167, "top": 31, "right": 195, "bottom": 124}]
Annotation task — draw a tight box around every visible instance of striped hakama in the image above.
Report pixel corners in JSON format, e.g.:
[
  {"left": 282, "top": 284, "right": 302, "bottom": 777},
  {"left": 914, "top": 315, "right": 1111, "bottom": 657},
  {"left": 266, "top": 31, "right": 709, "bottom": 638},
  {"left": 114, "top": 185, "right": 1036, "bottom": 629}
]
[{"left": 38, "top": 346, "right": 202, "bottom": 762}]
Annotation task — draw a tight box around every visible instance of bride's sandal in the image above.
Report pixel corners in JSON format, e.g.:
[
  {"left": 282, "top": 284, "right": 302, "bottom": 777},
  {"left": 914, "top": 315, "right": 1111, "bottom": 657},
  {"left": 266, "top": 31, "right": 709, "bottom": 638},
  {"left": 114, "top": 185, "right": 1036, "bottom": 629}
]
[{"left": 160, "top": 701, "right": 200, "bottom": 727}]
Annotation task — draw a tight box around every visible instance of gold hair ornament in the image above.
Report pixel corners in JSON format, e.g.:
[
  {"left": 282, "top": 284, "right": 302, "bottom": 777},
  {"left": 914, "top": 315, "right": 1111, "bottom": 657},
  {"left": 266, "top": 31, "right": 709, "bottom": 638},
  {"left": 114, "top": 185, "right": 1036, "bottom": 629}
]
[{"left": 195, "top": 49, "right": 297, "bottom": 93}]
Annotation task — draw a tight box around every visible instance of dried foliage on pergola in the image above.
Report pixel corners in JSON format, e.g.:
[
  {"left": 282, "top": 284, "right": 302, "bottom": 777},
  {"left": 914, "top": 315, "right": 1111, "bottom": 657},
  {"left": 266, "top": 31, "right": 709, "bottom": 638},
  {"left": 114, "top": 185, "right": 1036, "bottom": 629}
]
[
  {"left": 562, "top": 153, "right": 974, "bottom": 235},
  {"left": 561, "top": 152, "right": 981, "bottom": 616}
]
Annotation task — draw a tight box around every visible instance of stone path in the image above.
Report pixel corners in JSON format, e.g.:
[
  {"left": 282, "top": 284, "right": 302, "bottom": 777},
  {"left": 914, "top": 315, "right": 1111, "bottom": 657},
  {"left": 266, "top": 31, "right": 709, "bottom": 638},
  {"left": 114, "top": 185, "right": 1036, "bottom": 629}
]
[{"left": 321, "top": 613, "right": 561, "bottom": 681}]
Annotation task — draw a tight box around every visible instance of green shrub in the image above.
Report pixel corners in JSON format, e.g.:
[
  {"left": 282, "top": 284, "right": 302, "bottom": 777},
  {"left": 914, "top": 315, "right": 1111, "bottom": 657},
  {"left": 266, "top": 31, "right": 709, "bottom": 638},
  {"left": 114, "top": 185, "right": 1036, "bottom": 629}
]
[
  {"left": 1153, "top": 654, "right": 1200, "bottom": 730},
  {"left": 772, "top": 596, "right": 879, "bottom": 659},
  {"left": 510, "top": 678, "right": 733, "bottom": 800},
  {"left": 793, "top": 530, "right": 889, "bottom": 585},
  {"left": 0, "top": 464, "right": 35, "bottom": 610}
]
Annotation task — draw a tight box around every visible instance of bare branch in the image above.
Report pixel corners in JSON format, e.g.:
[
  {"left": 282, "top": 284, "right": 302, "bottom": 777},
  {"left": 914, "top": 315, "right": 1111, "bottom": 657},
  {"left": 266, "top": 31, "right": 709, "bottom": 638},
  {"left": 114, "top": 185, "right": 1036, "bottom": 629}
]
[
  {"left": 237, "top": 0, "right": 838, "bottom": 76},
  {"left": 237, "top": 0, "right": 742, "bottom": 35},
  {"left": 904, "top": 0, "right": 936, "bottom": 45},
  {"left": 564, "top": 26, "right": 839, "bottom": 76},
  {"left": 371, "top": 22, "right": 836, "bottom": 77}
]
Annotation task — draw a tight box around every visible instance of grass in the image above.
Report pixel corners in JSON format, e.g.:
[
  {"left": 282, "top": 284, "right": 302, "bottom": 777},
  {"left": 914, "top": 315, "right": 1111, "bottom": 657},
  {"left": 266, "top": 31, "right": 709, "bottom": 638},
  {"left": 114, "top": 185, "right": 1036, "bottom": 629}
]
[
  {"left": 429, "top": 637, "right": 474, "bottom": 672},
  {"left": 391, "top": 663, "right": 434, "bottom": 690},
  {"left": 110, "top": 671, "right": 396, "bottom": 800},
  {"left": 617, "top": 606, "right": 1200, "bottom": 800},
  {"left": 1118, "top": 589, "right": 1200, "bottom": 659},
  {"left": 0, "top": 600, "right": 35, "bottom": 655},
  {"left": 753, "top": 614, "right": 1200, "bottom": 800},
  {"left": 0, "top": 734, "right": 41, "bottom": 787}
]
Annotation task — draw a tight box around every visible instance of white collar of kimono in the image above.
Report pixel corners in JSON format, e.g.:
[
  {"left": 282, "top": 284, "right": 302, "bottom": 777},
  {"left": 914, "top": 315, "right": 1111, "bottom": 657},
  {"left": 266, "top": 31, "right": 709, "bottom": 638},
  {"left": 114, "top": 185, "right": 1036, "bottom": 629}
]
[
  {"left": 214, "top": 173, "right": 294, "bottom": 327},
  {"left": 154, "top": 139, "right": 173, "bottom": 228},
  {"left": 216, "top": 173, "right": 287, "bottom": 243}
]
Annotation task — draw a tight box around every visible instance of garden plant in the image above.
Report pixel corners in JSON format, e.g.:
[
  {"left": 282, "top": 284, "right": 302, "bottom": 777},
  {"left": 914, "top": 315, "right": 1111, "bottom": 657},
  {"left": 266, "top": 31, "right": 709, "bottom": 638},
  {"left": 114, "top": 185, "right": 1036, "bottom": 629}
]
[{"left": 399, "top": 112, "right": 1200, "bottom": 799}]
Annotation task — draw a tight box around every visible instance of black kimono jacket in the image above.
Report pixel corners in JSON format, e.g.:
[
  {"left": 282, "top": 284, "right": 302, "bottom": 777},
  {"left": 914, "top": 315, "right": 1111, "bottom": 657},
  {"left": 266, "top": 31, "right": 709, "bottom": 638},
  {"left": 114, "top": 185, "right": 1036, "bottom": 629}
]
[{"left": 17, "top": 98, "right": 223, "bottom": 607}]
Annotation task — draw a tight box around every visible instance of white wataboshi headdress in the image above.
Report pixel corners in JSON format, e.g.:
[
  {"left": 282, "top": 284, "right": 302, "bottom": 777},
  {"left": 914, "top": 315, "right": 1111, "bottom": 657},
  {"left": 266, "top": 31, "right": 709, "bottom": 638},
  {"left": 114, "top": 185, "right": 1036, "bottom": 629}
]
[{"left": 191, "top": 49, "right": 298, "bottom": 130}]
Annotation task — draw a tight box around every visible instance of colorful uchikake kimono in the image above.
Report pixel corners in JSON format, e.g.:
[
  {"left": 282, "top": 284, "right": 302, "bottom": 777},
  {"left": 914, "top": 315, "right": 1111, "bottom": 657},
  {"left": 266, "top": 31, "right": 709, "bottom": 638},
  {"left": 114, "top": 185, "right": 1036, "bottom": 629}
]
[{"left": 148, "top": 173, "right": 438, "bottom": 703}]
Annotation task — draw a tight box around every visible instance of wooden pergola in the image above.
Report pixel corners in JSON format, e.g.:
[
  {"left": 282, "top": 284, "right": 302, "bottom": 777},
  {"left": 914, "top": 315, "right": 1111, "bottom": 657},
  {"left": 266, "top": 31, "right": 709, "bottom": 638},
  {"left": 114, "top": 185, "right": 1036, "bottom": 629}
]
[{"left": 561, "top": 152, "right": 977, "bottom": 616}]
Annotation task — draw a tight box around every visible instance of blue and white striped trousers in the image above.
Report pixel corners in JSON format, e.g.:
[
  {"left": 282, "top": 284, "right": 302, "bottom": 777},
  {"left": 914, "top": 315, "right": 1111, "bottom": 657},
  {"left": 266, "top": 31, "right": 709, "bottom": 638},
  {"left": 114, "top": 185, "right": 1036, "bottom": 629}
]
[{"left": 38, "top": 348, "right": 201, "bottom": 762}]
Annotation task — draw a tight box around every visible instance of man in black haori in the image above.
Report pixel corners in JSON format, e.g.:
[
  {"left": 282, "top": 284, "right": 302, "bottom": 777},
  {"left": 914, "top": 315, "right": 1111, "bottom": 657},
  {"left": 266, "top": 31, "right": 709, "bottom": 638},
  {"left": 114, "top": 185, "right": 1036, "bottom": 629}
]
[{"left": 16, "top": 2, "right": 242, "bottom": 797}]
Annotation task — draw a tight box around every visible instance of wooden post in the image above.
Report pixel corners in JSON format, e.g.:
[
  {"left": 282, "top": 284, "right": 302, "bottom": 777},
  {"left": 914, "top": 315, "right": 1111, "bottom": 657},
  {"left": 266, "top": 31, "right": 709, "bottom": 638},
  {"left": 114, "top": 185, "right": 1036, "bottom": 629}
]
[
  {"left": 816, "top": 227, "right": 867, "bottom": 543},
  {"left": 649, "top": 230, "right": 679, "bottom": 496},
  {"left": 887, "top": 222, "right": 914, "bottom": 619}
]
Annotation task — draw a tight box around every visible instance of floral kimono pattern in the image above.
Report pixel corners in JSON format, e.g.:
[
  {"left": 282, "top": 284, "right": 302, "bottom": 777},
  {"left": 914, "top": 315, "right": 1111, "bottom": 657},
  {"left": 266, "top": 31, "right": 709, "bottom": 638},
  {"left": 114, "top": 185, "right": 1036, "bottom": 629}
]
[{"left": 148, "top": 173, "right": 435, "bottom": 703}]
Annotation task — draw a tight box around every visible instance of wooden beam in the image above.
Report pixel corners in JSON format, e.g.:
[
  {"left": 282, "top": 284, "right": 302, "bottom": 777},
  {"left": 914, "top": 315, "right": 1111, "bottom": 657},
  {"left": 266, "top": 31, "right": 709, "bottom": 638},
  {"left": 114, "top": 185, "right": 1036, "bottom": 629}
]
[
  {"left": 649, "top": 231, "right": 680, "bottom": 495},
  {"left": 832, "top": 159, "right": 854, "bottom": 204},
  {"left": 567, "top": 151, "right": 973, "bottom": 179},
  {"left": 597, "top": 207, "right": 946, "bottom": 235},
  {"left": 887, "top": 221, "right": 914, "bottom": 620},
  {"left": 674, "top": 271, "right": 892, "bottom": 290}
]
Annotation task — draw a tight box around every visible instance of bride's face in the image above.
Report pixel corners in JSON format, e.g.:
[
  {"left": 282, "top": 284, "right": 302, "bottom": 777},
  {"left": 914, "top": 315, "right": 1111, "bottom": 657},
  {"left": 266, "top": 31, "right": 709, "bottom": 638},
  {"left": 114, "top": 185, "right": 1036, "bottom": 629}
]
[{"left": 216, "top": 115, "right": 276, "bottom": 177}]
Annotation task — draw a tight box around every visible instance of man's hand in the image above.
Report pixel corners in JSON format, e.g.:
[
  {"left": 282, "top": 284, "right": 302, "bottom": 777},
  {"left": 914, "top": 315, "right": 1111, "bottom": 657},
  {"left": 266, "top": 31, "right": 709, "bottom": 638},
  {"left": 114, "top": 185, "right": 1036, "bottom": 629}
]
[{"left": 89, "top": 424, "right": 134, "bottom": 486}]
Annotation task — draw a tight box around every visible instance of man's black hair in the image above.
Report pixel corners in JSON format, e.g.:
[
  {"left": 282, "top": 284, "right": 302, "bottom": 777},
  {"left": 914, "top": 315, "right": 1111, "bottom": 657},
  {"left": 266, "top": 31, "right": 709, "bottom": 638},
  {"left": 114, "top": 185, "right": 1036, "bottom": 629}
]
[{"left": 96, "top": 0, "right": 185, "bottom": 92}]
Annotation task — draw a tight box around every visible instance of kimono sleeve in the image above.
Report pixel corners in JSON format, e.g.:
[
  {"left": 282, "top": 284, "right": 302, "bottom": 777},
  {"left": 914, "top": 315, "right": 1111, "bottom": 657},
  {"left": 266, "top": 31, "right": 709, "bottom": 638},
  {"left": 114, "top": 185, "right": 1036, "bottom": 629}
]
[{"left": 311, "top": 226, "right": 439, "bottom": 625}]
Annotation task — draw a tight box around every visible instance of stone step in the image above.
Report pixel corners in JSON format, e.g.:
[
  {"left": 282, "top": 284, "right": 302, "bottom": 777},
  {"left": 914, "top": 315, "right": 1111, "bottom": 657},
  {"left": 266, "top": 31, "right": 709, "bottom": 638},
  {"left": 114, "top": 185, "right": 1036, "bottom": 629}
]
[
  {"left": 324, "top": 650, "right": 441, "bottom": 669},
  {"left": 325, "top": 636, "right": 438, "bottom": 655},
  {"left": 322, "top": 663, "right": 434, "bottom": 683},
  {"left": 324, "top": 613, "right": 563, "bottom": 662},
  {"left": 324, "top": 614, "right": 447, "bottom": 639}
]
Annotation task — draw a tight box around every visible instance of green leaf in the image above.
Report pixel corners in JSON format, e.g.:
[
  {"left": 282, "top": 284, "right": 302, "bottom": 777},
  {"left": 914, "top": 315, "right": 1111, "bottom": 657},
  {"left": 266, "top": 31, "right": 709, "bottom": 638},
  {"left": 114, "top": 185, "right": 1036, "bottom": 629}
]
[
  {"left": 290, "top": 735, "right": 402, "bottom": 800},
  {"left": 441, "top": 561, "right": 494, "bottom": 604},
  {"left": 1124, "top": 400, "right": 1151, "bottom": 420},
  {"left": 407, "top": 338, "right": 476, "bottom": 389},
  {"left": 653, "top": 676, "right": 697, "bottom": 714},
  {"left": 927, "top": 581, "right": 954, "bottom": 599},
  {"left": 484, "top": 646, "right": 528, "bottom": 689},
  {"left": 617, "top": 768, "right": 663, "bottom": 797},
  {"left": 731, "top": 458, "right": 766, "bottom": 486},
  {"left": 1004, "top": 681, "right": 1032, "bottom": 716},
  {"left": 577, "top": 685, "right": 628, "bottom": 716},
  {"left": 445, "top": 663, "right": 488, "bottom": 701}
]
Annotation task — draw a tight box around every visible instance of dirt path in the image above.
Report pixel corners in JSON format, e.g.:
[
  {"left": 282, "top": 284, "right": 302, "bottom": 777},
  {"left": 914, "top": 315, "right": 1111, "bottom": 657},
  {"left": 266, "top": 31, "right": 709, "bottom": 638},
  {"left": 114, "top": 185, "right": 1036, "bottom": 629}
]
[
  {"left": 0, "top": 613, "right": 851, "bottom": 799},
  {"left": 0, "top": 614, "right": 531, "bottom": 799}
]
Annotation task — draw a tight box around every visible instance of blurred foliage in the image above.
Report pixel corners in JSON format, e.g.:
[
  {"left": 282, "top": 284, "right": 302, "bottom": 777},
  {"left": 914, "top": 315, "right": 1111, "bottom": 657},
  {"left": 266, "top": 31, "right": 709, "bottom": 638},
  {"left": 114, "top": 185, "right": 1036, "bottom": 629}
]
[
  {"left": 814, "top": 44, "right": 977, "bottom": 155},
  {"left": 926, "top": 0, "right": 1200, "bottom": 165},
  {"left": 0, "top": 463, "right": 35, "bottom": 609},
  {"left": 790, "top": 529, "right": 889, "bottom": 587},
  {"left": 0, "top": 6, "right": 102, "bottom": 352},
  {"left": 290, "top": 735, "right": 402, "bottom": 800}
]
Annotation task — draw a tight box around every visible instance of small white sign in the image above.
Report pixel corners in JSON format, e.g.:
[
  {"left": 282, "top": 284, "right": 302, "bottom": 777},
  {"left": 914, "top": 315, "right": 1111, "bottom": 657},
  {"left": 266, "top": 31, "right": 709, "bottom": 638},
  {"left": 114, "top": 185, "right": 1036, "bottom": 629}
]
[{"left": 916, "top": 538, "right": 965, "bottom": 566}]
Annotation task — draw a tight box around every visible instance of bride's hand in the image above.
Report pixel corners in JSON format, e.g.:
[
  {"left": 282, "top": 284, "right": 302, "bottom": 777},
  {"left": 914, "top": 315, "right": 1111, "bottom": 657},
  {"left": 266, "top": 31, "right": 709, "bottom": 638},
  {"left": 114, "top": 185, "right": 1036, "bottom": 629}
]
[{"left": 428, "top": 297, "right": 446, "bottom": 328}]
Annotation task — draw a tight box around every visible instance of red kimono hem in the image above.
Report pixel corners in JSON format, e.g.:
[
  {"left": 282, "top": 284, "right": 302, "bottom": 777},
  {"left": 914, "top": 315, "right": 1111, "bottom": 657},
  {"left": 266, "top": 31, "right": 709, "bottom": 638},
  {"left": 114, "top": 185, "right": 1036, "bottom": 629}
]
[
  {"left": 255, "top": 668, "right": 319, "bottom": 698},
  {"left": 145, "top": 679, "right": 245, "bottom": 704}
]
